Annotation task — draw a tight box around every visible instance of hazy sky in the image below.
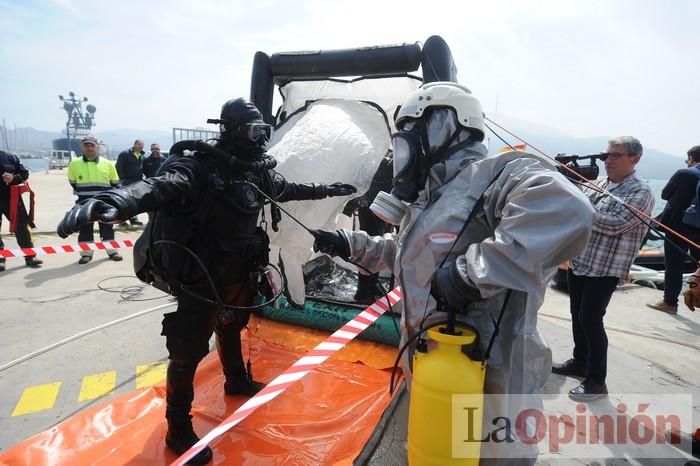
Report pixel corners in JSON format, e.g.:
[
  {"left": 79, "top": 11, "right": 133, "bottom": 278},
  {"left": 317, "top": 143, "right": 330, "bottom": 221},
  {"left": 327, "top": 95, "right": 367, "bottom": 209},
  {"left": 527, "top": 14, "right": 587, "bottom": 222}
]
[{"left": 1, "top": 0, "right": 698, "bottom": 156}]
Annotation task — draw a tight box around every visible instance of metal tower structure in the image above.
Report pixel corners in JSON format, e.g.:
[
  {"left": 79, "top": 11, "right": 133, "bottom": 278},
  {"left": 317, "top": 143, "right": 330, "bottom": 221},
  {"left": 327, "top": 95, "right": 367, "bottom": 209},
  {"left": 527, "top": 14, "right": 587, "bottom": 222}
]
[{"left": 58, "top": 91, "right": 96, "bottom": 155}]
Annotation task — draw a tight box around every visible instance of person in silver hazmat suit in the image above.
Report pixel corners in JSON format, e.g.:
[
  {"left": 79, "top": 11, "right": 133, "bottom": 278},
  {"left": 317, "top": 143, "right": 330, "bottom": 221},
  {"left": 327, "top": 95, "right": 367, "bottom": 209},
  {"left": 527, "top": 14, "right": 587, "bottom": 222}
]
[{"left": 312, "top": 82, "right": 595, "bottom": 464}]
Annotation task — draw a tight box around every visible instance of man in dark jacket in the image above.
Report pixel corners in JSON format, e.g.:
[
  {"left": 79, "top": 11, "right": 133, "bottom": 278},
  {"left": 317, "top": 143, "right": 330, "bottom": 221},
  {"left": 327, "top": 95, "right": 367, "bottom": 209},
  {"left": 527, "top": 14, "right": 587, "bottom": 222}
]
[
  {"left": 142, "top": 143, "right": 165, "bottom": 178},
  {"left": 115, "top": 139, "right": 145, "bottom": 226},
  {"left": 0, "top": 150, "right": 42, "bottom": 271},
  {"left": 56, "top": 98, "right": 356, "bottom": 464},
  {"left": 647, "top": 145, "right": 700, "bottom": 314}
]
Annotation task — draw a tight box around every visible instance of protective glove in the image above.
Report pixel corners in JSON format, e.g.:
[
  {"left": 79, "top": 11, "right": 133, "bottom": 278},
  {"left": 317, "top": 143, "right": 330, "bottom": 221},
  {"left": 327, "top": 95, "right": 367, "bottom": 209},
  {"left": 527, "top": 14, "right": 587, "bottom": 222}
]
[
  {"left": 682, "top": 274, "right": 700, "bottom": 311},
  {"left": 311, "top": 229, "right": 351, "bottom": 260},
  {"left": 324, "top": 182, "right": 357, "bottom": 197},
  {"left": 430, "top": 259, "right": 482, "bottom": 311},
  {"left": 342, "top": 194, "right": 368, "bottom": 217},
  {"left": 56, "top": 191, "right": 138, "bottom": 238}
]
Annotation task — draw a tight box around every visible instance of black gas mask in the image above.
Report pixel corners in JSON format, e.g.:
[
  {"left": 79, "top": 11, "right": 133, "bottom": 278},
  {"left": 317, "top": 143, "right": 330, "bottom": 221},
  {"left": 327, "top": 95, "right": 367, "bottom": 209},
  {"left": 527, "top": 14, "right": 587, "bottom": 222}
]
[
  {"left": 370, "top": 109, "right": 473, "bottom": 225},
  {"left": 390, "top": 123, "right": 429, "bottom": 203}
]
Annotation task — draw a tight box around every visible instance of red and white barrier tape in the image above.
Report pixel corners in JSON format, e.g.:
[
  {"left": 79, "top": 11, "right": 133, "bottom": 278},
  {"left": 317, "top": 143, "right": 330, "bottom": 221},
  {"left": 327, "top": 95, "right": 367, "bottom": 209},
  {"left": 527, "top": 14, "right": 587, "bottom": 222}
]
[
  {"left": 0, "top": 240, "right": 134, "bottom": 258},
  {"left": 172, "top": 286, "right": 402, "bottom": 466}
]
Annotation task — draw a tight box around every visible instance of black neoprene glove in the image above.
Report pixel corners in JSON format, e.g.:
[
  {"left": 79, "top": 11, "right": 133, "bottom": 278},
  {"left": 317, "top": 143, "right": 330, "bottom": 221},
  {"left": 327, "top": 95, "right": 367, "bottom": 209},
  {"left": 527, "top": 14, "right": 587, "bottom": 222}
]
[
  {"left": 56, "top": 190, "right": 138, "bottom": 238},
  {"left": 311, "top": 229, "right": 351, "bottom": 260},
  {"left": 342, "top": 194, "right": 368, "bottom": 217},
  {"left": 430, "top": 260, "right": 483, "bottom": 311},
  {"left": 323, "top": 182, "right": 357, "bottom": 197}
]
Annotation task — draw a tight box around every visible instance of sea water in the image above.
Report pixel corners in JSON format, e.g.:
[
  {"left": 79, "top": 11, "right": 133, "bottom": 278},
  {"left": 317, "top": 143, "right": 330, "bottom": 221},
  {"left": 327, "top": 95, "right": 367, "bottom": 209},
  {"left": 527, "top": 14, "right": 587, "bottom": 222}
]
[
  {"left": 645, "top": 179, "right": 667, "bottom": 217},
  {"left": 19, "top": 158, "right": 50, "bottom": 173}
]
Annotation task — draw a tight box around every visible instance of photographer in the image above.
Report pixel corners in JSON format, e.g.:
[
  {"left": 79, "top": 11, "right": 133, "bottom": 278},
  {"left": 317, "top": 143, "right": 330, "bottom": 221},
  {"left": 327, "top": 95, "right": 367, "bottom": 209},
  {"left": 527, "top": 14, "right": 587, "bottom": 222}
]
[{"left": 552, "top": 136, "right": 654, "bottom": 401}]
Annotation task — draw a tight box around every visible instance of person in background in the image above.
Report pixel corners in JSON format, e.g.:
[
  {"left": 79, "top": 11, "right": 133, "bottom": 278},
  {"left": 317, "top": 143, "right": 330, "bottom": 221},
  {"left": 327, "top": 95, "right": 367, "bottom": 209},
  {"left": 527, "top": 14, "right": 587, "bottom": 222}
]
[
  {"left": 66, "top": 136, "right": 122, "bottom": 264},
  {"left": 647, "top": 145, "right": 700, "bottom": 314},
  {"left": 116, "top": 139, "right": 145, "bottom": 226},
  {"left": 0, "top": 149, "right": 42, "bottom": 271},
  {"left": 552, "top": 136, "right": 654, "bottom": 401},
  {"left": 143, "top": 143, "right": 166, "bottom": 178}
]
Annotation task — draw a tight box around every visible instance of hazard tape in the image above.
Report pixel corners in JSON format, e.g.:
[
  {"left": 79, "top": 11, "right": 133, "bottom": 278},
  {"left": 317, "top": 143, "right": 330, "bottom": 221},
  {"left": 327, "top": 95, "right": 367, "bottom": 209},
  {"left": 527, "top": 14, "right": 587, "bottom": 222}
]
[
  {"left": 0, "top": 240, "right": 135, "bottom": 258},
  {"left": 172, "top": 287, "right": 402, "bottom": 466}
]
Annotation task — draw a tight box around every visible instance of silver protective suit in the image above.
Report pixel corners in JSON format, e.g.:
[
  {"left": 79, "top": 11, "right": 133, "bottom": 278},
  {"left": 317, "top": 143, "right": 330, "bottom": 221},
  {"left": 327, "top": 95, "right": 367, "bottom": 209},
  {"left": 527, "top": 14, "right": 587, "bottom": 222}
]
[{"left": 341, "top": 144, "right": 594, "bottom": 464}]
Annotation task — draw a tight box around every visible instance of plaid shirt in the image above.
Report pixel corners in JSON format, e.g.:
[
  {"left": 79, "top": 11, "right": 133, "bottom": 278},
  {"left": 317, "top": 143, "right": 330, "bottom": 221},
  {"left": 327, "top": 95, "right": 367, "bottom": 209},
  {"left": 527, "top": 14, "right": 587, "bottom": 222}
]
[{"left": 570, "top": 171, "right": 655, "bottom": 281}]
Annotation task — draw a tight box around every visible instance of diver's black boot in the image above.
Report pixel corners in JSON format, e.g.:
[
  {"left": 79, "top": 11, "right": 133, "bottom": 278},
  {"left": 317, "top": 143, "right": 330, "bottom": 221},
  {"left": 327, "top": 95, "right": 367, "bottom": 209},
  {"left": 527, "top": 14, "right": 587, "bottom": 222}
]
[
  {"left": 354, "top": 273, "right": 382, "bottom": 304},
  {"left": 165, "top": 361, "right": 212, "bottom": 465},
  {"left": 165, "top": 413, "right": 213, "bottom": 465},
  {"left": 223, "top": 369, "right": 265, "bottom": 396},
  {"left": 216, "top": 330, "right": 265, "bottom": 396}
]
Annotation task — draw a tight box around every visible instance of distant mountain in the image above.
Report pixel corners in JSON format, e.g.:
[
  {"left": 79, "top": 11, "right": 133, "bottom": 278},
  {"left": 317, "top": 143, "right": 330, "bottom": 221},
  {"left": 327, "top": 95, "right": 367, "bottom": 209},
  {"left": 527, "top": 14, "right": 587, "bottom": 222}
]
[
  {"left": 2, "top": 127, "right": 61, "bottom": 154},
  {"left": 4, "top": 116, "right": 683, "bottom": 179}
]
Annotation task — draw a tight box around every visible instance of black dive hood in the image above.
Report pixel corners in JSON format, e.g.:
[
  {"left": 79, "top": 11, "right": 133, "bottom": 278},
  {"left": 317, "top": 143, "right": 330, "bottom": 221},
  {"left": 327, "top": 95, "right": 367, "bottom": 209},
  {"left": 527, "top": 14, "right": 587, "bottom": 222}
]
[{"left": 169, "top": 139, "right": 277, "bottom": 171}]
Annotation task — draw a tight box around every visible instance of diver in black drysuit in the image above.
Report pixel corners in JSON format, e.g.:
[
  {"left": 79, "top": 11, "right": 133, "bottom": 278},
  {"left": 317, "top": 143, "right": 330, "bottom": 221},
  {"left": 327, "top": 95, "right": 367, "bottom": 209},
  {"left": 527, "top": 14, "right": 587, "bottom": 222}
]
[{"left": 57, "top": 98, "right": 356, "bottom": 464}]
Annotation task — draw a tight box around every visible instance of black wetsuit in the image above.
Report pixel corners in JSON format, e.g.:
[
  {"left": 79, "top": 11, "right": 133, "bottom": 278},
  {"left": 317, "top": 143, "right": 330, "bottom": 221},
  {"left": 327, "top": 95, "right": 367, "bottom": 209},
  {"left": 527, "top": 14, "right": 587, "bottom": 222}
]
[{"left": 116, "top": 150, "right": 336, "bottom": 421}]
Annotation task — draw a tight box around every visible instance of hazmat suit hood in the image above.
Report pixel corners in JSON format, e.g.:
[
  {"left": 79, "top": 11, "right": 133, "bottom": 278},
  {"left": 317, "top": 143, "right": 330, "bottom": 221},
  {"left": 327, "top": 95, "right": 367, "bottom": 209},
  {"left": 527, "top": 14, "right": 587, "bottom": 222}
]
[{"left": 424, "top": 138, "right": 488, "bottom": 199}]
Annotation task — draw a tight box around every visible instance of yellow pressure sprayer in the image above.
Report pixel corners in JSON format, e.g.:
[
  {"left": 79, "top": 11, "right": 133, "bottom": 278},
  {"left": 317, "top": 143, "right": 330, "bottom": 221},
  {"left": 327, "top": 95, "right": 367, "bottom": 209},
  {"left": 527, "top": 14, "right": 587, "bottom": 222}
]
[
  {"left": 399, "top": 172, "right": 510, "bottom": 465},
  {"left": 407, "top": 299, "right": 487, "bottom": 466}
]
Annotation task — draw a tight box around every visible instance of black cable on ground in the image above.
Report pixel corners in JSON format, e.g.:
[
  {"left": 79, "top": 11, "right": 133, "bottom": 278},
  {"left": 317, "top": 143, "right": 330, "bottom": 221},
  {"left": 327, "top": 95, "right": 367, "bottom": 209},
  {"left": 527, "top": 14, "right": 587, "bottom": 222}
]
[{"left": 97, "top": 275, "right": 170, "bottom": 302}]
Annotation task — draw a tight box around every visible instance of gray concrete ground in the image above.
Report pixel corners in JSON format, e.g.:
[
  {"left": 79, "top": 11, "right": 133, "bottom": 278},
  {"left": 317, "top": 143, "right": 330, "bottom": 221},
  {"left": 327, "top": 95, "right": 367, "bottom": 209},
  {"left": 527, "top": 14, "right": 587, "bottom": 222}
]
[
  {"left": 0, "top": 231, "right": 174, "bottom": 450},
  {"left": 1, "top": 170, "right": 698, "bottom": 464},
  {"left": 1, "top": 174, "right": 156, "bottom": 451}
]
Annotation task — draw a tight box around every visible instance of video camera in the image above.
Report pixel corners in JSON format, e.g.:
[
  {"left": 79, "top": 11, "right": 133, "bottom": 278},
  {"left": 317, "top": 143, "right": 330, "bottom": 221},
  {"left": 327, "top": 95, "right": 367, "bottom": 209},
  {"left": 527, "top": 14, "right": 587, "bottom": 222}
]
[{"left": 554, "top": 152, "right": 609, "bottom": 180}]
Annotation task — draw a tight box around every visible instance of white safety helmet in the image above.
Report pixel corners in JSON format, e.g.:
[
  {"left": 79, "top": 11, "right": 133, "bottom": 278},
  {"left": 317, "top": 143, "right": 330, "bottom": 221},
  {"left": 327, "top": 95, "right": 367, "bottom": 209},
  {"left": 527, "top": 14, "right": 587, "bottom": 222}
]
[{"left": 395, "top": 81, "right": 485, "bottom": 141}]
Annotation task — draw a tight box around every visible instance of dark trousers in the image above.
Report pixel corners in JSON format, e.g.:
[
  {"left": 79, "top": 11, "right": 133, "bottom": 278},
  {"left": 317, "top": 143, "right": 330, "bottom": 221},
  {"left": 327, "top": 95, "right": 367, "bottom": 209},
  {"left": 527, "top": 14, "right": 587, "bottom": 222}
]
[
  {"left": 567, "top": 271, "right": 619, "bottom": 384},
  {"left": 77, "top": 221, "right": 115, "bottom": 255},
  {"left": 121, "top": 179, "right": 141, "bottom": 224},
  {"left": 161, "top": 283, "right": 253, "bottom": 416},
  {"left": 0, "top": 197, "right": 35, "bottom": 262},
  {"left": 663, "top": 227, "right": 700, "bottom": 306},
  {"left": 78, "top": 221, "right": 115, "bottom": 243}
]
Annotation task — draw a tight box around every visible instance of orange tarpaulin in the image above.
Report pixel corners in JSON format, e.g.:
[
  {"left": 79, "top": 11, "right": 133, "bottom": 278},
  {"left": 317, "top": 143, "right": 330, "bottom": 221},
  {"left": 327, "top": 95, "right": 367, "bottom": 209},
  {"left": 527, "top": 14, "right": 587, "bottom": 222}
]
[
  {"left": 0, "top": 317, "right": 399, "bottom": 465},
  {"left": 248, "top": 315, "right": 396, "bottom": 370}
]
